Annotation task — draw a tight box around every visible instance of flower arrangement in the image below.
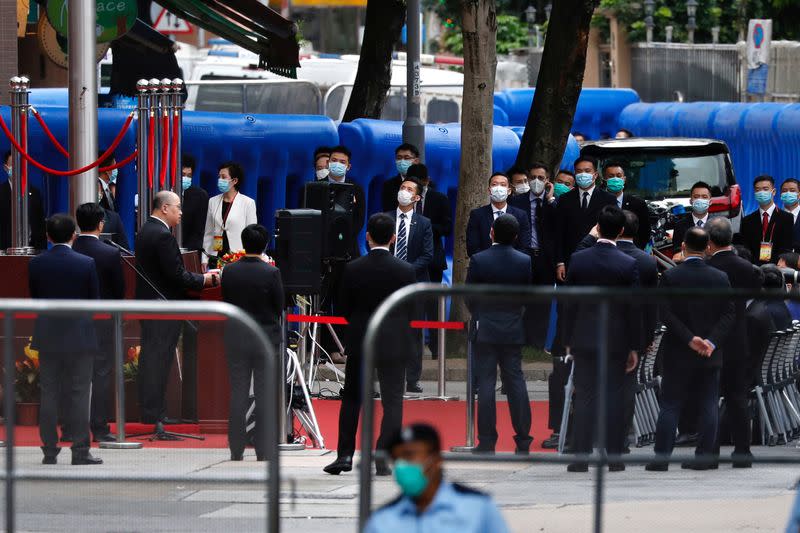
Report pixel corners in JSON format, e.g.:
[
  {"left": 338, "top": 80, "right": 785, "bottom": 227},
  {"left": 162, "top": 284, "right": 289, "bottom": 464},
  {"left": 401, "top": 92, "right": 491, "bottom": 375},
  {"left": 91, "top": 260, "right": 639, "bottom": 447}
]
[
  {"left": 218, "top": 250, "right": 276, "bottom": 268},
  {"left": 15, "top": 338, "right": 40, "bottom": 403},
  {"left": 124, "top": 345, "right": 140, "bottom": 382}
]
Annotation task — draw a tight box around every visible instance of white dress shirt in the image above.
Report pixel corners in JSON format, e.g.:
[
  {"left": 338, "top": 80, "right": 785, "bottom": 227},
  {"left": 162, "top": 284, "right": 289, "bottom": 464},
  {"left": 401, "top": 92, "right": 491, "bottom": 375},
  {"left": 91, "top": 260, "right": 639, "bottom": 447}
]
[
  {"left": 395, "top": 207, "right": 413, "bottom": 249},
  {"left": 202, "top": 192, "right": 258, "bottom": 265},
  {"left": 786, "top": 204, "right": 800, "bottom": 223}
]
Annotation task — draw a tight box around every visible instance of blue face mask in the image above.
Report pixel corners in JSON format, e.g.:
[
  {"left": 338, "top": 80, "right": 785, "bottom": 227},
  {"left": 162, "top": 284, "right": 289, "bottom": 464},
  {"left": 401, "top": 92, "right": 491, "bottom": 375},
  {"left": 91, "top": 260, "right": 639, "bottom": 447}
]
[
  {"left": 691, "top": 198, "right": 710, "bottom": 214},
  {"left": 553, "top": 182, "right": 570, "bottom": 198},
  {"left": 575, "top": 172, "right": 594, "bottom": 189},
  {"left": 328, "top": 161, "right": 347, "bottom": 178},
  {"left": 782, "top": 191, "right": 799, "bottom": 206},
  {"left": 396, "top": 159, "right": 413, "bottom": 176},
  {"left": 393, "top": 459, "right": 429, "bottom": 498},
  {"left": 755, "top": 189, "right": 773, "bottom": 206},
  {"left": 109, "top": 168, "right": 118, "bottom": 184},
  {"left": 5, "top": 166, "right": 11, "bottom": 178},
  {"left": 217, "top": 178, "right": 231, "bottom": 194},
  {"left": 606, "top": 177, "right": 624, "bottom": 193},
  {"left": 182, "top": 175, "right": 192, "bottom": 191}
]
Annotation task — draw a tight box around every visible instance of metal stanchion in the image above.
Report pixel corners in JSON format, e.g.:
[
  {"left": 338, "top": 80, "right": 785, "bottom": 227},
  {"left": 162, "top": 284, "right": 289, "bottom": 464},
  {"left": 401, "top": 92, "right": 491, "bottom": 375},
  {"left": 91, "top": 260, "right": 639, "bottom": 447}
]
[
  {"left": 136, "top": 79, "right": 150, "bottom": 231},
  {"left": 593, "top": 301, "right": 610, "bottom": 533},
  {"left": 422, "top": 296, "right": 457, "bottom": 401},
  {"left": 100, "top": 313, "right": 143, "bottom": 450},
  {"left": 8, "top": 76, "right": 33, "bottom": 255},
  {"left": 172, "top": 78, "right": 185, "bottom": 250},
  {"left": 451, "top": 320, "right": 475, "bottom": 452},
  {"left": 148, "top": 78, "right": 161, "bottom": 194},
  {"left": 159, "top": 78, "right": 172, "bottom": 193},
  {"left": 279, "top": 310, "right": 304, "bottom": 451}
]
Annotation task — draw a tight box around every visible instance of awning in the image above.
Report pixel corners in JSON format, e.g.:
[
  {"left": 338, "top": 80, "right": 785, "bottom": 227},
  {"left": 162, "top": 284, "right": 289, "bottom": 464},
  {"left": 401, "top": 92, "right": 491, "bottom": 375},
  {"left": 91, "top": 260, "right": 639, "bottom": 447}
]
[{"left": 156, "top": 0, "right": 300, "bottom": 78}]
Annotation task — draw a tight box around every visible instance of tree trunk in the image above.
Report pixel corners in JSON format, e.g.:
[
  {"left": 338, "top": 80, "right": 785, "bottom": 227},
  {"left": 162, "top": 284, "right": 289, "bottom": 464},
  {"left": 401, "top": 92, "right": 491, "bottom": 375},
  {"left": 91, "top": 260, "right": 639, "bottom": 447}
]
[
  {"left": 341, "top": 0, "right": 406, "bottom": 122},
  {"left": 451, "top": 1, "right": 497, "bottom": 323},
  {"left": 515, "top": 0, "right": 599, "bottom": 174}
]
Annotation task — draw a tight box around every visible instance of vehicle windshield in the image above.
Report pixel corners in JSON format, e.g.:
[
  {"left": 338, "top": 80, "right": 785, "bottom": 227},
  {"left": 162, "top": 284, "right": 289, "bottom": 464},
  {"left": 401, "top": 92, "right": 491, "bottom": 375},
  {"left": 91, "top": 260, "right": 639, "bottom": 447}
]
[
  {"left": 195, "top": 76, "right": 320, "bottom": 115},
  {"left": 595, "top": 150, "right": 732, "bottom": 201}
]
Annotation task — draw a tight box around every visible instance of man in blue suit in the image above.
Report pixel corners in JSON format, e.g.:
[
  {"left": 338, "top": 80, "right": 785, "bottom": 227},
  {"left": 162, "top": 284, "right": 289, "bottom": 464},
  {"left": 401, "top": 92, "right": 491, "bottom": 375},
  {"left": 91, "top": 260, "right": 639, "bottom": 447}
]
[
  {"left": 563, "top": 205, "right": 641, "bottom": 472},
  {"left": 386, "top": 176, "right": 434, "bottom": 393},
  {"left": 466, "top": 214, "right": 533, "bottom": 454},
  {"left": 466, "top": 172, "right": 531, "bottom": 257},
  {"left": 73, "top": 202, "right": 125, "bottom": 443},
  {"left": 29, "top": 214, "right": 102, "bottom": 465}
]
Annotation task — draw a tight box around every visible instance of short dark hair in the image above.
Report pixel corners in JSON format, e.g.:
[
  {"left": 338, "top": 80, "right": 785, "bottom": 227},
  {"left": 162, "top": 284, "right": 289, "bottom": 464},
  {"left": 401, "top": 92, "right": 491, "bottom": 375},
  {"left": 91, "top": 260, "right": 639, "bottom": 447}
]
[
  {"left": 690, "top": 181, "right": 712, "bottom": 196},
  {"left": 406, "top": 163, "right": 428, "bottom": 181},
  {"left": 488, "top": 172, "right": 510, "bottom": 186},
  {"left": 182, "top": 153, "right": 196, "bottom": 172},
  {"left": 506, "top": 166, "right": 528, "bottom": 178},
  {"left": 401, "top": 177, "right": 423, "bottom": 197},
  {"left": 492, "top": 214, "right": 519, "bottom": 245},
  {"left": 329, "top": 145, "right": 352, "bottom": 161},
  {"left": 706, "top": 216, "right": 733, "bottom": 247},
  {"left": 761, "top": 264, "right": 785, "bottom": 289},
  {"left": 683, "top": 226, "right": 709, "bottom": 253},
  {"left": 528, "top": 162, "right": 549, "bottom": 177},
  {"left": 574, "top": 155, "right": 598, "bottom": 171},
  {"left": 241, "top": 224, "right": 268, "bottom": 254},
  {"left": 219, "top": 161, "right": 244, "bottom": 190},
  {"left": 395, "top": 143, "right": 419, "bottom": 158},
  {"left": 557, "top": 169, "right": 575, "bottom": 178},
  {"left": 734, "top": 244, "right": 753, "bottom": 262},
  {"left": 3, "top": 150, "right": 10, "bottom": 166},
  {"left": 388, "top": 423, "right": 441, "bottom": 455},
  {"left": 75, "top": 202, "right": 105, "bottom": 233},
  {"left": 597, "top": 205, "right": 625, "bottom": 239},
  {"left": 603, "top": 160, "right": 626, "bottom": 173},
  {"left": 616, "top": 128, "right": 634, "bottom": 138},
  {"left": 313, "top": 146, "right": 330, "bottom": 164},
  {"left": 367, "top": 213, "right": 395, "bottom": 246},
  {"left": 754, "top": 174, "right": 775, "bottom": 188},
  {"left": 46, "top": 214, "right": 76, "bottom": 244},
  {"left": 781, "top": 178, "right": 800, "bottom": 189},
  {"left": 621, "top": 209, "right": 639, "bottom": 239},
  {"left": 779, "top": 252, "right": 800, "bottom": 270},
  {"left": 98, "top": 149, "right": 115, "bottom": 168}
]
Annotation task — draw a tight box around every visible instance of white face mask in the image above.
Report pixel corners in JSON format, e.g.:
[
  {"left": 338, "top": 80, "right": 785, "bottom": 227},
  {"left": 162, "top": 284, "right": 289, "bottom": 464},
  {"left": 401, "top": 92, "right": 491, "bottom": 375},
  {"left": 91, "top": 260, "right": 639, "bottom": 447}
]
[
  {"left": 530, "top": 179, "right": 546, "bottom": 195},
  {"left": 316, "top": 168, "right": 330, "bottom": 180},
  {"left": 490, "top": 185, "right": 509, "bottom": 203},
  {"left": 397, "top": 189, "right": 415, "bottom": 207},
  {"left": 515, "top": 183, "right": 531, "bottom": 195}
]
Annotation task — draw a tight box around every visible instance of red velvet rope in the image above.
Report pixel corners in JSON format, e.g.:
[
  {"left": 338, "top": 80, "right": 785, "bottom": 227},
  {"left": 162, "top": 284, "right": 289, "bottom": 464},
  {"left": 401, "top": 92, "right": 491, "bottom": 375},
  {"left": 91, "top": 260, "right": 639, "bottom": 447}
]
[
  {"left": 147, "top": 113, "right": 155, "bottom": 188},
  {"left": 171, "top": 112, "right": 180, "bottom": 189},
  {"left": 159, "top": 112, "right": 169, "bottom": 189},
  {"left": 31, "top": 109, "right": 69, "bottom": 158},
  {"left": 99, "top": 150, "right": 137, "bottom": 172}
]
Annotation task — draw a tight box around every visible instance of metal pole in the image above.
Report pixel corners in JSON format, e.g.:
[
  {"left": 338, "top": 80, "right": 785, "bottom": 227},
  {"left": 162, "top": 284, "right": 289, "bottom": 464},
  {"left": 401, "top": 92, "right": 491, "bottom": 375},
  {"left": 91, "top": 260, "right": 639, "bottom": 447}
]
[
  {"left": 136, "top": 80, "right": 150, "bottom": 232},
  {"left": 451, "top": 320, "right": 475, "bottom": 451},
  {"left": 172, "top": 79, "right": 184, "bottom": 250},
  {"left": 19, "top": 79, "right": 30, "bottom": 251},
  {"left": 593, "top": 301, "right": 610, "bottom": 533},
  {"left": 4, "top": 315, "right": 16, "bottom": 533},
  {"left": 426, "top": 296, "right": 457, "bottom": 401},
  {"left": 8, "top": 77, "right": 23, "bottom": 252},
  {"left": 402, "top": 0, "right": 425, "bottom": 162},
  {"left": 149, "top": 78, "right": 161, "bottom": 195},
  {"left": 99, "top": 313, "right": 142, "bottom": 450},
  {"left": 279, "top": 310, "right": 303, "bottom": 451},
  {"left": 159, "top": 79, "right": 172, "bottom": 195},
  {"left": 68, "top": 0, "right": 99, "bottom": 215}
]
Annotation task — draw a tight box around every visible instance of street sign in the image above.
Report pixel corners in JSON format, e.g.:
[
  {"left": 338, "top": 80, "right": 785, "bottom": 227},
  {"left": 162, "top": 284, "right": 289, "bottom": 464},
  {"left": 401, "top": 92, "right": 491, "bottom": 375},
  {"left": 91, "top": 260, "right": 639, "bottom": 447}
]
[
  {"left": 746, "top": 19, "right": 772, "bottom": 95},
  {"left": 151, "top": 5, "right": 193, "bottom": 35},
  {"left": 46, "top": 0, "right": 137, "bottom": 43}
]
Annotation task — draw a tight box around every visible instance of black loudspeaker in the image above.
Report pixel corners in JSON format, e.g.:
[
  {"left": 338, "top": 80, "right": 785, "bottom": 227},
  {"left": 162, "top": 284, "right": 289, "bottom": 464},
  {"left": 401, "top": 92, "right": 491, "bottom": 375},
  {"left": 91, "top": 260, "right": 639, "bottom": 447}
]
[
  {"left": 303, "top": 180, "right": 355, "bottom": 260},
  {"left": 274, "top": 209, "right": 322, "bottom": 295}
]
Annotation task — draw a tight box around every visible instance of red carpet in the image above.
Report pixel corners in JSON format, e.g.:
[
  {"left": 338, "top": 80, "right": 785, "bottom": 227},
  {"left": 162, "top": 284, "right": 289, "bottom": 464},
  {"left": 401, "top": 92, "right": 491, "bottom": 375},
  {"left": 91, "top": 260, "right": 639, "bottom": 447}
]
[{"left": 2, "top": 400, "right": 552, "bottom": 452}]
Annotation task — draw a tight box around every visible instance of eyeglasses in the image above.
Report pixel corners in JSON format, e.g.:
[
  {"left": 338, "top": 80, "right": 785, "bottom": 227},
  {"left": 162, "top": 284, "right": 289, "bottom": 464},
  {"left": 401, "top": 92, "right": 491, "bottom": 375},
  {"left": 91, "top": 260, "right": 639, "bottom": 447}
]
[{"left": 164, "top": 204, "right": 182, "bottom": 210}]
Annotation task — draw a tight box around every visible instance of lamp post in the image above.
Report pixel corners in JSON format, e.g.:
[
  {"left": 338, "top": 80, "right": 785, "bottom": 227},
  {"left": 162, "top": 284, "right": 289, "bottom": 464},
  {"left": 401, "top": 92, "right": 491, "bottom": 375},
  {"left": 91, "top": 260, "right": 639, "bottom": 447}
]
[
  {"left": 686, "top": 0, "right": 698, "bottom": 44},
  {"left": 712, "top": 26, "right": 720, "bottom": 44},
  {"left": 665, "top": 25, "right": 673, "bottom": 43},
  {"left": 525, "top": 5, "right": 537, "bottom": 48},
  {"left": 644, "top": 0, "right": 655, "bottom": 43}
]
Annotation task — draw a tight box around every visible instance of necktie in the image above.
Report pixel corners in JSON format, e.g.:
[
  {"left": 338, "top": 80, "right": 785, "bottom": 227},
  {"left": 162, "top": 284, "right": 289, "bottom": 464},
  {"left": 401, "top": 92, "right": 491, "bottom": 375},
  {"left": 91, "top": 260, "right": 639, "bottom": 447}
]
[
  {"left": 696, "top": 219, "right": 703, "bottom": 228},
  {"left": 581, "top": 192, "right": 589, "bottom": 210},
  {"left": 532, "top": 198, "right": 542, "bottom": 248},
  {"left": 762, "top": 211, "right": 769, "bottom": 239},
  {"left": 494, "top": 210, "right": 503, "bottom": 219},
  {"left": 396, "top": 213, "right": 407, "bottom": 261}
]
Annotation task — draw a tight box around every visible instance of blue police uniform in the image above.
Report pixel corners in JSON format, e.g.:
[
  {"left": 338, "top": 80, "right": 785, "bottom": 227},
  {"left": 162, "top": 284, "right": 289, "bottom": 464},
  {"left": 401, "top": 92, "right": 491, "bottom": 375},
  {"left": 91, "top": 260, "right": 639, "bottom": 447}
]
[{"left": 364, "top": 481, "right": 510, "bottom": 533}]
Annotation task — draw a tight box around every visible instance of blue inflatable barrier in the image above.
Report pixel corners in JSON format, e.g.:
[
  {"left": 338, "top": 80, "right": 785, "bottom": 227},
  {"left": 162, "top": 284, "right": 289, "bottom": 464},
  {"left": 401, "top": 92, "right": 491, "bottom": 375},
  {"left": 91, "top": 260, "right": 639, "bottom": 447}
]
[
  {"left": 493, "top": 105, "right": 509, "bottom": 127},
  {"left": 507, "top": 128, "right": 581, "bottom": 172},
  {"left": 776, "top": 104, "right": 800, "bottom": 178}
]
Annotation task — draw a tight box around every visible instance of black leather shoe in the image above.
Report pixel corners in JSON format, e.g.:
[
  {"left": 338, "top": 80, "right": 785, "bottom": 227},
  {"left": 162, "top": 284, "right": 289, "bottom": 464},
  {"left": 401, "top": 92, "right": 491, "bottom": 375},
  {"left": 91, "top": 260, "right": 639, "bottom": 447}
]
[
  {"left": 732, "top": 452, "right": 753, "bottom": 469},
  {"left": 471, "top": 445, "right": 495, "bottom": 455},
  {"left": 375, "top": 458, "right": 392, "bottom": 476},
  {"left": 256, "top": 455, "right": 266, "bottom": 462},
  {"left": 645, "top": 462, "right": 668, "bottom": 472},
  {"left": 514, "top": 447, "right": 530, "bottom": 456},
  {"left": 42, "top": 455, "right": 57, "bottom": 465},
  {"left": 681, "top": 462, "right": 717, "bottom": 471},
  {"left": 406, "top": 382, "right": 423, "bottom": 393},
  {"left": 72, "top": 452, "right": 103, "bottom": 465},
  {"left": 92, "top": 433, "right": 117, "bottom": 443},
  {"left": 567, "top": 462, "right": 589, "bottom": 472},
  {"left": 608, "top": 463, "right": 625, "bottom": 472},
  {"left": 674, "top": 433, "right": 698, "bottom": 447},
  {"left": 231, "top": 452, "right": 243, "bottom": 461},
  {"left": 541, "top": 433, "right": 560, "bottom": 449},
  {"left": 323, "top": 456, "right": 353, "bottom": 475}
]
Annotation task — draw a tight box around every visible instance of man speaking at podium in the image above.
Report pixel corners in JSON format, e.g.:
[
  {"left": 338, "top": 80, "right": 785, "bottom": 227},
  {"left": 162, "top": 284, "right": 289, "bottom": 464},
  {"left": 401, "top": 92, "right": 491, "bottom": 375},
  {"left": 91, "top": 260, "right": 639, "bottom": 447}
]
[{"left": 135, "top": 191, "right": 215, "bottom": 428}]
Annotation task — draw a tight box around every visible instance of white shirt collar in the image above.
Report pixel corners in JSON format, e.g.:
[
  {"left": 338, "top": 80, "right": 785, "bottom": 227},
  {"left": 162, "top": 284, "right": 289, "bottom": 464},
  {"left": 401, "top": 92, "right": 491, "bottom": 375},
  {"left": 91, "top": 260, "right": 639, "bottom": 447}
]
[
  {"left": 371, "top": 245, "right": 391, "bottom": 252},
  {"left": 692, "top": 213, "right": 709, "bottom": 224},
  {"left": 616, "top": 192, "right": 624, "bottom": 206},
  {"left": 759, "top": 203, "right": 776, "bottom": 218},
  {"left": 53, "top": 242, "right": 72, "bottom": 249},
  {"left": 79, "top": 233, "right": 100, "bottom": 239},
  {"left": 151, "top": 215, "right": 171, "bottom": 230},
  {"left": 492, "top": 204, "right": 507, "bottom": 214},
  {"left": 596, "top": 238, "right": 617, "bottom": 246},
  {"left": 786, "top": 204, "right": 800, "bottom": 221},
  {"left": 579, "top": 185, "right": 595, "bottom": 199},
  {"left": 617, "top": 238, "right": 634, "bottom": 244},
  {"left": 396, "top": 207, "right": 413, "bottom": 218}
]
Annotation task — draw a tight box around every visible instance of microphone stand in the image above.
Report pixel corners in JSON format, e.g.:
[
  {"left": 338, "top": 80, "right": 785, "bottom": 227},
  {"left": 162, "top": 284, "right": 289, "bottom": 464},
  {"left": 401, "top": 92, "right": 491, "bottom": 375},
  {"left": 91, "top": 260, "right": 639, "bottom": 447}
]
[{"left": 104, "top": 239, "right": 204, "bottom": 441}]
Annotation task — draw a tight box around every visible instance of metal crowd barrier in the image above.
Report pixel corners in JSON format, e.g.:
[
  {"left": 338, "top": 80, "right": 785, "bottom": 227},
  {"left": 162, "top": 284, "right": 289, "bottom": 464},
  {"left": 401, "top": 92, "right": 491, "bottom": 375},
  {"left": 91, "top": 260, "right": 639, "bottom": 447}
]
[
  {"left": 359, "top": 284, "right": 800, "bottom": 533},
  {"left": 0, "top": 300, "right": 279, "bottom": 533},
  {"left": 756, "top": 324, "right": 800, "bottom": 446}
]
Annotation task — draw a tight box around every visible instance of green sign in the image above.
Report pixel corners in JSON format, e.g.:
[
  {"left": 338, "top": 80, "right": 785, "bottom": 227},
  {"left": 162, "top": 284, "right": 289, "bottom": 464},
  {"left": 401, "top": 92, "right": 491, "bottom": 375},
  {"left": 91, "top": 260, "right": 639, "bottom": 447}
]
[{"left": 47, "top": 0, "right": 137, "bottom": 43}]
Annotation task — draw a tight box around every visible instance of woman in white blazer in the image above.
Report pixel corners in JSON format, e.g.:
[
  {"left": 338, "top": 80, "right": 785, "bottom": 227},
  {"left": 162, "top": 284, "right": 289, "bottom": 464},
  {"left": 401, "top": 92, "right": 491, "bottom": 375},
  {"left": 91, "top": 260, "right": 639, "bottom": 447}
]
[{"left": 202, "top": 161, "right": 258, "bottom": 269}]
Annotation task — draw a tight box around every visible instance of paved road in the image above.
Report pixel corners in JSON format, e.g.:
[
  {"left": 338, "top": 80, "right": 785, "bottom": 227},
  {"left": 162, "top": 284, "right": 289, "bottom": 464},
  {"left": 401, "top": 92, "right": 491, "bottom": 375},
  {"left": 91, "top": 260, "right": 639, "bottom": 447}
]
[{"left": 2, "top": 445, "right": 798, "bottom": 532}]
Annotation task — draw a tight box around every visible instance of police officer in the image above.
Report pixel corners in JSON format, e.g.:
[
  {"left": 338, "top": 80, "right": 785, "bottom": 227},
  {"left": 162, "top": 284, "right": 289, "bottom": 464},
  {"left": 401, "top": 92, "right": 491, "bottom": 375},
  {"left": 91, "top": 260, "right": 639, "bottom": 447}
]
[{"left": 365, "top": 423, "right": 510, "bottom": 533}]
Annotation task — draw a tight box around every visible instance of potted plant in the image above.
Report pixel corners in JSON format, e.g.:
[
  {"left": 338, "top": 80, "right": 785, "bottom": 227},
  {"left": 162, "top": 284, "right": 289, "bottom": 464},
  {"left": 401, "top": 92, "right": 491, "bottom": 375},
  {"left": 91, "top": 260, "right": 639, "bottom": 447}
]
[
  {"left": 15, "top": 339, "right": 40, "bottom": 426},
  {"left": 123, "top": 345, "right": 140, "bottom": 421}
]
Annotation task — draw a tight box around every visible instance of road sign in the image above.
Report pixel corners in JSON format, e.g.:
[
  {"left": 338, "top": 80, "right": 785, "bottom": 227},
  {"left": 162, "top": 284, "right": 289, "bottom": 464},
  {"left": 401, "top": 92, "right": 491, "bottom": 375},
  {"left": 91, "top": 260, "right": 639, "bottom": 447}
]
[
  {"left": 151, "top": 6, "right": 193, "bottom": 35},
  {"left": 47, "top": 0, "right": 137, "bottom": 43}
]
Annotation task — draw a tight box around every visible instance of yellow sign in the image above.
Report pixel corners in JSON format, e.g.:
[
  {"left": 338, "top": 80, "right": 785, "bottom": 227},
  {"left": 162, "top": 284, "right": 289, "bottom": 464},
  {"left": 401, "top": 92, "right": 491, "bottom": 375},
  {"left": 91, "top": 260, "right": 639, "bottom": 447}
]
[{"left": 291, "top": 0, "right": 367, "bottom": 6}]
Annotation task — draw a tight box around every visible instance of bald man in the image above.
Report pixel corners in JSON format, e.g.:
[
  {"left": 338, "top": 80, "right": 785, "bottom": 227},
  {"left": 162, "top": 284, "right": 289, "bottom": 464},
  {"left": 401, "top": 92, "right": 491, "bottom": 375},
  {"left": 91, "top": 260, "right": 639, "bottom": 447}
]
[{"left": 135, "top": 191, "right": 214, "bottom": 428}]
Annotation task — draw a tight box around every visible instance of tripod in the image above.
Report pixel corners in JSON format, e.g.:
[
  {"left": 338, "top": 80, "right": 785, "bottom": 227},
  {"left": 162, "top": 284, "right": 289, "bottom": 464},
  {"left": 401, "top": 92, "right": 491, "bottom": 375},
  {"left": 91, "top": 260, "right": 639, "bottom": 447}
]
[{"left": 293, "top": 294, "right": 346, "bottom": 398}]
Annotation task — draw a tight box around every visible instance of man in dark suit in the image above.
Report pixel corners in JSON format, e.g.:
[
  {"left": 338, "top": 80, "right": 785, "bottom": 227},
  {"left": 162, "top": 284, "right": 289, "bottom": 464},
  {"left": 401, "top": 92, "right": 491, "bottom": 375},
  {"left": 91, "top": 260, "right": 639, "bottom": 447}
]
[
  {"left": 672, "top": 181, "right": 714, "bottom": 259},
  {"left": 407, "top": 164, "right": 452, "bottom": 357},
  {"left": 381, "top": 143, "right": 420, "bottom": 213},
  {"left": 103, "top": 207, "right": 129, "bottom": 250},
  {"left": 562, "top": 205, "right": 641, "bottom": 472},
  {"left": 386, "top": 176, "right": 433, "bottom": 393},
  {"left": 603, "top": 161, "right": 651, "bottom": 249},
  {"left": 647, "top": 227, "right": 734, "bottom": 471},
  {"left": 466, "top": 214, "right": 533, "bottom": 453},
  {"left": 135, "top": 191, "right": 214, "bottom": 427},
  {"left": 554, "top": 156, "right": 616, "bottom": 281},
  {"left": 747, "top": 265, "right": 788, "bottom": 384},
  {"left": 73, "top": 203, "right": 125, "bottom": 443},
  {"left": 325, "top": 145, "right": 366, "bottom": 258},
  {"left": 738, "top": 174, "right": 794, "bottom": 265},
  {"left": 221, "top": 224, "right": 284, "bottom": 461},
  {"left": 324, "top": 213, "right": 417, "bottom": 477},
  {"left": 0, "top": 150, "right": 46, "bottom": 250},
  {"left": 97, "top": 150, "right": 117, "bottom": 212},
  {"left": 778, "top": 178, "right": 800, "bottom": 250},
  {"left": 29, "top": 214, "right": 102, "bottom": 465},
  {"left": 466, "top": 172, "right": 531, "bottom": 257},
  {"left": 180, "top": 154, "right": 209, "bottom": 253}
]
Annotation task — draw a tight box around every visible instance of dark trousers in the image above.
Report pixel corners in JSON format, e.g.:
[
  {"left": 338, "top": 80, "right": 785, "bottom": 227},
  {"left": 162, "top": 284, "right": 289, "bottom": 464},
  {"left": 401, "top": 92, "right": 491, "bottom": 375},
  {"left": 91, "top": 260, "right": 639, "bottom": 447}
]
[
  {"left": 654, "top": 365, "right": 721, "bottom": 457},
  {"left": 336, "top": 356, "right": 405, "bottom": 458},
  {"left": 623, "top": 368, "right": 638, "bottom": 443},
  {"left": 226, "top": 347, "right": 269, "bottom": 457},
  {"left": 90, "top": 322, "right": 113, "bottom": 437},
  {"left": 424, "top": 268, "right": 445, "bottom": 353},
  {"left": 547, "top": 354, "right": 571, "bottom": 431},
  {"left": 40, "top": 351, "right": 93, "bottom": 454},
  {"left": 572, "top": 352, "right": 626, "bottom": 456},
  {"left": 475, "top": 342, "right": 532, "bottom": 451},
  {"left": 715, "top": 355, "right": 751, "bottom": 454},
  {"left": 525, "top": 250, "right": 554, "bottom": 347},
  {"left": 138, "top": 320, "right": 182, "bottom": 423}
]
